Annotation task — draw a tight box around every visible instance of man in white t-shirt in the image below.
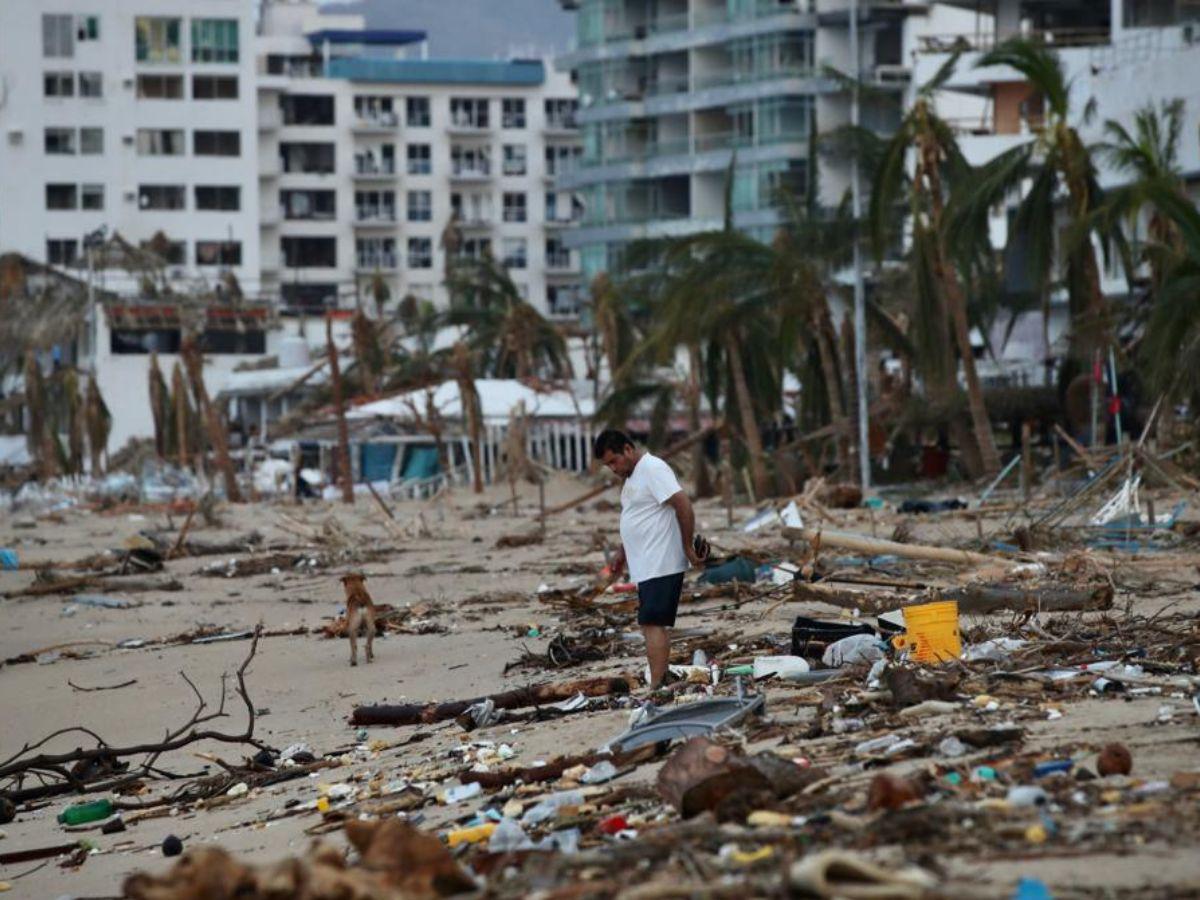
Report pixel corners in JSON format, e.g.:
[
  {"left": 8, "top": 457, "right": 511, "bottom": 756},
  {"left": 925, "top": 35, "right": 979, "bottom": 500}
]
[{"left": 594, "top": 429, "right": 704, "bottom": 691}]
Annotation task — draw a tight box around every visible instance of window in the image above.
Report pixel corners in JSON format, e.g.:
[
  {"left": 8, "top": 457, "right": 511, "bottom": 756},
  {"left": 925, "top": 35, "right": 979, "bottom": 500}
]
[
  {"left": 81, "top": 184, "right": 104, "bottom": 210},
  {"left": 140, "top": 238, "right": 186, "bottom": 265},
  {"left": 406, "top": 97, "right": 430, "bottom": 127},
  {"left": 354, "top": 95, "right": 396, "bottom": 125},
  {"left": 545, "top": 144, "right": 581, "bottom": 176},
  {"left": 45, "top": 128, "right": 76, "bottom": 155},
  {"left": 138, "top": 184, "right": 186, "bottom": 210},
  {"left": 137, "top": 74, "right": 183, "bottom": 99},
  {"left": 407, "top": 190, "right": 432, "bottom": 222},
  {"left": 111, "top": 328, "right": 182, "bottom": 354},
  {"left": 460, "top": 237, "right": 491, "bottom": 260},
  {"left": 408, "top": 238, "right": 432, "bottom": 269},
  {"left": 193, "top": 130, "right": 240, "bottom": 156},
  {"left": 77, "top": 16, "right": 100, "bottom": 42},
  {"left": 281, "top": 94, "right": 334, "bottom": 126},
  {"left": 451, "top": 144, "right": 491, "bottom": 177},
  {"left": 503, "top": 192, "right": 527, "bottom": 223},
  {"left": 281, "top": 142, "right": 334, "bottom": 173},
  {"left": 46, "top": 184, "right": 77, "bottom": 210},
  {"left": 282, "top": 237, "right": 337, "bottom": 268},
  {"left": 281, "top": 189, "right": 336, "bottom": 220},
  {"left": 44, "top": 72, "right": 74, "bottom": 98},
  {"left": 282, "top": 283, "right": 337, "bottom": 313},
  {"left": 137, "top": 129, "right": 185, "bottom": 156},
  {"left": 47, "top": 239, "right": 79, "bottom": 266},
  {"left": 406, "top": 143, "right": 431, "bottom": 175},
  {"left": 78, "top": 72, "right": 102, "bottom": 98},
  {"left": 191, "top": 19, "right": 239, "bottom": 63},
  {"left": 502, "top": 98, "right": 526, "bottom": 128},
  {"left": 502, "top": 238, "right": 527, "bottom": 269},
  {"left": 545, "top": 98, "right": 578, "bottom": 129},
  {"left": 43, "top": 14, "right": 74, "bottom": 58},
  {"left": 192, "top": 75, "right": 237, "bottom": 99},
  {"left": 546, "top": 237, "right": 571, "bottom": 269},
  {"left": 202, "top": 329, "right": 265, "bottom": 354},
  {"left": 135, "top": 17, "right": 182, "bottom": 64},
  {"left": 196, "top": 241, "right": 242, "bottom": 266},
  {"left": 503, "top": 144, "right": 527, "bottom": 176},
  {"left": 357, "top": 237, "right": 397, "bottom": 269},
  {"left": 80, "top": 128, "right": 103, "bottom": 154},
  {"left": 450, "top": 97, "right": 489, "bottom": 129},
  {"left": 355, "top": 190, "right": 396, "bottom": 221},
  {"left": 195, "top": 186, "right": 240, "bottom": 211}
]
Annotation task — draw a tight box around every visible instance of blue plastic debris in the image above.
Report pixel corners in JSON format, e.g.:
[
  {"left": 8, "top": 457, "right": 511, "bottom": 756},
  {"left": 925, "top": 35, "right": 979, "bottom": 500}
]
[
  {"left": 0, "top": 548, "right": 17, "bottom": 570},
  {"left": 1033, "top": 760, "right": 1073, "bottom": 778},
  {"left": 1013, "top": 877, "right": 1054, "bottom": 900}
]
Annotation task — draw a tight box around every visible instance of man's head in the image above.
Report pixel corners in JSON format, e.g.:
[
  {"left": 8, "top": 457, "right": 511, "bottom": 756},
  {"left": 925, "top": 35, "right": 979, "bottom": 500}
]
[{"left": 594, "top": 429, "right": 640, "bottom": 478}]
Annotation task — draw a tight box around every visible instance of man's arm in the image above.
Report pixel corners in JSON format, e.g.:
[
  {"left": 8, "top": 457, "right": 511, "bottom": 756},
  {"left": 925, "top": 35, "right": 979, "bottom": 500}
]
[{"left": 666, "top": 491, "right": 702, "bottom": 567}]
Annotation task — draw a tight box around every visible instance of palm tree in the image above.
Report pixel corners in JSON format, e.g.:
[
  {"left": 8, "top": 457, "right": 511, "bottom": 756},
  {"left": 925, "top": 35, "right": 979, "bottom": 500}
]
[
  {"left": 959, "top": 38, "right": 1119, "bottom": 373},
  {"left": 84, "top": 375, "right": 110, "bottom": 476},
  {"left": 444, "top": 251, "right": 572, "bottom": 381},
  {"left": 870, "top": 54, "right": 1001, "bottom": 476},
  {"left": 451, "top": 340, "right": 485, "bottom": 494}
]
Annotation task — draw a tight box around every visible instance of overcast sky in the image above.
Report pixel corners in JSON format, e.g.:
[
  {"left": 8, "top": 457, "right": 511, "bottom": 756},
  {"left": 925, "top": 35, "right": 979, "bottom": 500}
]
[{"left": 321, "top": 0, "right": 576, "bottom": 59}]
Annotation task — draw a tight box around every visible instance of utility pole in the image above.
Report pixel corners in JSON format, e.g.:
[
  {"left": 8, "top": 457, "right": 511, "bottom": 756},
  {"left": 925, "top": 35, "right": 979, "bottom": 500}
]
[{"left": 850, "top": 0, "right": 870, "bottom": 494}]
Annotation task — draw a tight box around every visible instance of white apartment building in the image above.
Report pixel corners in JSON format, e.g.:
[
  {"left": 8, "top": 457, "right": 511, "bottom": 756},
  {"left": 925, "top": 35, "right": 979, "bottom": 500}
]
[
  {"left": 912, "top": 0, "right": 1200, "bottom": 386},
  {"left": 257, "top": 0, "right": 586, "bottom": 320},
  {"left": 0, "top": 0, "right": 262, "bottom": 295}
]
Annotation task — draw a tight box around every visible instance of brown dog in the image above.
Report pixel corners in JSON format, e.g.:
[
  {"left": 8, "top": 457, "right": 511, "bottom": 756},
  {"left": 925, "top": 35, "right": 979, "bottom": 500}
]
[{"left": 340, "top": 573, "right": 376, "bottom": 667}]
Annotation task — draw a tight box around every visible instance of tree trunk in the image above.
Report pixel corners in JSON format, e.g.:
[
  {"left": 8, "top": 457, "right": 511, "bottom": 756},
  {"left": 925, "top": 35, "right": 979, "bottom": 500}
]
[
  {"left": 453, "top": 342, "right": 484, "bottom": 494},
  {"left": 687, "top": 344, "right": 713, "bottom": 497},
  {"left": 326, "top": 316, "right": 355, "bottom": 505},
  {"left": 724, "top": 334, "right": 770, "bottom": 498},
  {"left": 171, "top": 363, "right": 190, "bottom": 471},
  {"left": 182, "top": 338, "right": 242, "bottom": 502},
  {"left": 810, "top": 293, "right": 850, "bottom": 475},
  {"left": 148, "top": 352, "right": 168, "bottom": 459},
  {"left": 84, "top": 376, "right": 109, "bottom": 477}
]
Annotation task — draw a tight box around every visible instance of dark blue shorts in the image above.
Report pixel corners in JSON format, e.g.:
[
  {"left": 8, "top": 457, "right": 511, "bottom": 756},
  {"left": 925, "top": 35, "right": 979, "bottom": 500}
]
[{"left": 637, "top": 572, "right": 685, "bottom": 627}]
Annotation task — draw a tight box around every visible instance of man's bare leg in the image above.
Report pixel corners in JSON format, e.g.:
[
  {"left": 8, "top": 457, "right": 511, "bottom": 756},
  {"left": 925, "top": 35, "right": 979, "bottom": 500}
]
[{"left": 642, "top": 624, "right": 670, "bottom": 689}]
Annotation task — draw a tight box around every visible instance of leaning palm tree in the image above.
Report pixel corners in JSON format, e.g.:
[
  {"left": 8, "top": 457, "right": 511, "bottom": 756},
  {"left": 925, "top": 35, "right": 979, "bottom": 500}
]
[
  {"left": 956, "top": 38, "right": 1119, "bottom": 371},
  {"left": 871, "top": 53, "right": 1001, "bottom": 476},
  {"left": 83, "top": 375, "right": 111, "bottom": 476},
  {"left": 445, "top": 251, "right": 572, "bottom": 381}
]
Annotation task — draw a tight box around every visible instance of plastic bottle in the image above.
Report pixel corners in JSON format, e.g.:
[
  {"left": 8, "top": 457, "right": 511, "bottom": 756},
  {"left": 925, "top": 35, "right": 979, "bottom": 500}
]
[
  {"left": 446, "top": 822, "right": 497, "bottom": 848},
  {"left": 57, "top": 798, "right": 114, "bottom": 826},
  {"left": 488, "top": 817, "right": 531, "bottom": 851}
]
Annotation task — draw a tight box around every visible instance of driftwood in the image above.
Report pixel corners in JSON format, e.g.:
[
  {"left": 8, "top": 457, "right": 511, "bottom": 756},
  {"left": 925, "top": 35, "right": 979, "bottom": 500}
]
[
  {"left": 4, "top": 574, "right": 183, "bottom": 599},
  {"left": 782, "top": 527, "right": 1010, "bottom": 568},
  {"left": 352, "top": 674, "right": 636, "bottom": 726},
  {"left": 0, "top": 626, "right": 266, "bottom": 805},
  {"left": 495, "top": 530, "right": 545, "bottom": 549},
  {"left": 941, "top": 582, "right": 1113, "bottom": 614}
]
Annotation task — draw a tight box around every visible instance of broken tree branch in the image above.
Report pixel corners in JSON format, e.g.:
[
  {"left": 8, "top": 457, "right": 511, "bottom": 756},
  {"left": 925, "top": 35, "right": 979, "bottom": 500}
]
[{"left": 782, "top": 527, "right": 1012, "bottom": 568}]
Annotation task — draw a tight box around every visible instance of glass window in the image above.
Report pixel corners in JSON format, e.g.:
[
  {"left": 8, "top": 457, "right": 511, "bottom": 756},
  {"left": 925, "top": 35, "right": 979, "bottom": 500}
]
[
  {"left": 191, "top": 19, "right": 239, "bottom": 63},
  {"left": 80, "top": 128, "right": 103, "bottom": 154},
  {"left": 43, "top": 14, "right": 74, "bottom": 58},
  {"left": 45, "top": 128, "right": 76, "bottom": 155},
  {"left": 135, "top": 17, "right": 182, "bottom": 64},
  {"left": 408, "top": 238, "right": 432, "bottom": 269},
  {"left": 406, "top": 144, "right": 431, "bottom": 175},
  {"left": 78, "top": 72, "right": 102, "bottom": 98},
  {"left": 193, "top": 130, "right": 240, "bottom": 156},
  {"left": 282, "top": 237, "right": 337, "bottom": 268},
  {"left": 140, "top": 239, "right": 186, "bottom": 265},
  {"left": 138, "top": 185, "right": 186, "bottom": 210},
  {"left": 544, "top": 98, "right": 578, "bottom": 129},
  {"left": 546, "top": 237, "right": 571, "bottom": 268},
  {"left": 81, "top": 184, "right": 104, "bottom": 211},
  {"left": 77, "top": 16, "right": 100, "bottom": 42},
  {"left": 450, "top": 97, "right": 489, "bottom": 128},
  {"left": 196, "top": 241, "right": 243, "bottom": 266},
  {"left": 195, "top": 186, "right": 240, "bottom": 211},
  {"left": 281, "top": 94, "right": 335, "bottom": 126},
  {"left": 281, "top": 189, "right": 336, "bottom": 220},
  {"left": 47, "top": 239, "right": 79, "bottom": 266},
  {"left": 44, "top": 72, "right": 74, "bottom": 98},
  {"left": 503, "top": 144, "right": 527, "bottom": 176},
  {"left": 46, "top": 183, "right": 78, "bottom": 210},
  {"left": 407, "top": 190, "right": 432, "bottom": 222},
  {"left": 502, "top": 98, "right": 526, "bottom": 128},
  {"left": 137, "top": 74, "right": 183, "bottom": 99},
  {"left": 502, "top": 238, "right": 527, "bottom": 269},
  {"left": 502, "top": 192, "right": 526, "bottom": 223},
  {"left": 192, "top": 75, "right": 238, "bottom": 99},
  {"left": 406, "top": 97, "right": 430, "bottom": 127},
  {"left": 137, "top": 129, "right": 185, "bottom": 156}
]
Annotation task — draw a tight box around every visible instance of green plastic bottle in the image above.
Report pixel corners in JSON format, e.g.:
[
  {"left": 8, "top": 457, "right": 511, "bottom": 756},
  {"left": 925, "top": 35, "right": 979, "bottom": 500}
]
[{"left": 57, "top": 798, "right": 114, "bottom": 826}]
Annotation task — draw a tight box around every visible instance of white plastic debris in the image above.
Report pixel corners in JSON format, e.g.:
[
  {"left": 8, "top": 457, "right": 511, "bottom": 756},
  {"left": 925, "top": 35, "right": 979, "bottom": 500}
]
[
  {"left": 752, "top": 655, "right": 810, "bottom": 680},
  {"left": 823, "top": 633, "right": 884, "bottom": 668}
]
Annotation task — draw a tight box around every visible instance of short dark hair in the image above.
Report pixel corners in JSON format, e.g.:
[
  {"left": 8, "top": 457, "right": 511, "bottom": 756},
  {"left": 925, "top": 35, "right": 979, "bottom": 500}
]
[{"left": 593, "top": 429, "right": 634, "bottom": 458}]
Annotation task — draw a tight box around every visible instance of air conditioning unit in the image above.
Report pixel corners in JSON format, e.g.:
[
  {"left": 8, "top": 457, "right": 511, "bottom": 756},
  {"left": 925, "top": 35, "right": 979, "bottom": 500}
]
[
  {"left": 122, "top": 133, "right": 134, "bottom": 144},
  {"left": 6, "top": 128, "right": 23, "bottom": 145}
]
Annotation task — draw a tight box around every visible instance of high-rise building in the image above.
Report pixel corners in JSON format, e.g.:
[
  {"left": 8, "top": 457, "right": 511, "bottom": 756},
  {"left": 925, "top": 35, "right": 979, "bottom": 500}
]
[{"left": 0, "top": 0, "right": 262, "bottom": 294}]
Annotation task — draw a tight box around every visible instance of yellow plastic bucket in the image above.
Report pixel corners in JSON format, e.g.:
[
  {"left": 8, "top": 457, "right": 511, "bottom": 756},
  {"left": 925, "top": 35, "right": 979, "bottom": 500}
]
[{"left": 892, "top": 600, "right": 961, "bottom": 663}]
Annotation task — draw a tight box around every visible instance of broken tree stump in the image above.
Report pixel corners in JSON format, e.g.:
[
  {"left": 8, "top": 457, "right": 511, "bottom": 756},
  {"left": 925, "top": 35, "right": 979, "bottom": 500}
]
[
  {"left": 940, "top": 582, "right": 1114, "bottom": 615},
  {"left": 351, "top": 674, "right": 636, "bottom": 726}
]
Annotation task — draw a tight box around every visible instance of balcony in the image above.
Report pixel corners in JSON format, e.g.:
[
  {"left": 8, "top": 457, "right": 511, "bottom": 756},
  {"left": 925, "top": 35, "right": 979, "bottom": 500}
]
[
  {"left": 449, "top": 163, "right": 493, "bottom": 183},
  {"left": 352, "top": 112, "right": 400, "bottom": 132},
  {"left": 545, "top": 251, "right": 580, "bottom": 274},
  {"left": 356, "top": 252, "right": 398, "bottom": 271},
  {"left": 543, "top": 214, "right": 581, "bottom": 229},
  {"left": 452, "top": 214, "right": 494, "bottom": 230},
  {"left": 353, "top": 158, "right": 397, "bottom": 180},
  {"left": 447, "top": 114, "right": 491, "bottom": 136},
  {"left": 916, "top": 27, "right": 1111, "bottom": 55},
  {"left": 355, "top": 207, "right": 398, "bottom": 227},
  {"left": 544, "top": 114, "right": 579, "bottom": 134}
]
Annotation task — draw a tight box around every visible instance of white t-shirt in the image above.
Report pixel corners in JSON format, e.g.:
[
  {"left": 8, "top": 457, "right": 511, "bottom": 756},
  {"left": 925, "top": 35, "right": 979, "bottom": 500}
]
[{"left": 619, "top": 453, "right": 688, "bottom": 584}]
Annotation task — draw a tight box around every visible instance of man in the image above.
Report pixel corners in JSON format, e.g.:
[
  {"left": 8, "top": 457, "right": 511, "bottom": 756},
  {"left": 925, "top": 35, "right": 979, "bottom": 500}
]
[{"left": 594, "top": 429, "right": 704, "bottom": 692}]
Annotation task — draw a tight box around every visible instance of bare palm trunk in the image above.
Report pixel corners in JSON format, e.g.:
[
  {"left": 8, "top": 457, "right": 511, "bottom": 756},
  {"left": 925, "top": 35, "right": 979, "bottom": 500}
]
[
  {"left": 687, "top": 344, "right": 713, "bottom": 497},
  {"left": 810, "top": 291, "right": 850, "bottom": 475},
  {"left": 453, "top": 342, "right": 484, "bottom": 494},
  {"left": 326, "top": 317, "right": 355, "bottom": 504},
  {"left": 724, "top": 334, "right": 770, "bottom": 498},
  {"left": 171, "top": 363, "right": 190, "bottom": 471},
  {"left": 182, "top": 338, "right": 242, "bottom": 502}
]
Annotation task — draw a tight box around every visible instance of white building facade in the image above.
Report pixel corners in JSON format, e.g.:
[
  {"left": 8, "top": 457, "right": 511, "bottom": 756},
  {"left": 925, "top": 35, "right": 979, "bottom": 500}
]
[{"left": 0, "top": 0, "right": 262, "bottom": 294}]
